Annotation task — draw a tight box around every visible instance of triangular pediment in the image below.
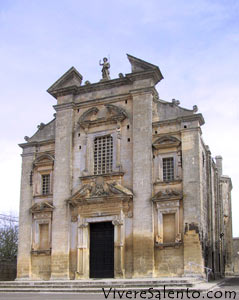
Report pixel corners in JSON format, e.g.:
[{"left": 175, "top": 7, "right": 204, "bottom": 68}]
[
  {"left": 68, "top": 181, "right": 133, "bottom": 205},
  {"left": 127, "top": 54, "right": 160, "bottom": 72},
  {"left": 30, "top": 201, "right": 54, "bottom": 213},
  {"left": 47, "top": 67, "right": 83, "bottom": 97}
]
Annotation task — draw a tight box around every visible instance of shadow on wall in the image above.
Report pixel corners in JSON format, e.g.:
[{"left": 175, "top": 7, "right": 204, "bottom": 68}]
[{"left": 0, "top": 259, "right": 17, "bottom": 281}]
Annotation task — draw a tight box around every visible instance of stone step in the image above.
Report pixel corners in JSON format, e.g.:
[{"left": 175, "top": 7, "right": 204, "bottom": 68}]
[
  {"left": 0, "top": 286, "right": 203, "bottom": 293},
  {"left": 0, "top": 280, "right": 194, "bottom": 286},
  {"left": 0, "top": 283, "right": 193, "bottom": 288}
]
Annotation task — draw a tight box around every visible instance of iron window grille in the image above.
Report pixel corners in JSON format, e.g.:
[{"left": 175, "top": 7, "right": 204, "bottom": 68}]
[
  {"left": 42, "top": 174, "right": 50, "bottom": 195},
  {"left": 163, "top": 157, "right": 174, "bottom": 181},
  {"left": 94, "top": 135, "right": 113, "bottom": 175}
]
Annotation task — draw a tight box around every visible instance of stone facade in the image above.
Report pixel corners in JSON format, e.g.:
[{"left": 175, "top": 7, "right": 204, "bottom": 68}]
[
  {"left": 17, "top": 54, "right": 233, "bottom": 280},
  {"left": 233, "top": 238, "right": 239, "bottom": 275}
]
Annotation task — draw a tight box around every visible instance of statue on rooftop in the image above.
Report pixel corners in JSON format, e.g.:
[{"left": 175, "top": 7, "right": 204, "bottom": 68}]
[{"left": 99, "top": 57, "right": 110, "bottom": 80}]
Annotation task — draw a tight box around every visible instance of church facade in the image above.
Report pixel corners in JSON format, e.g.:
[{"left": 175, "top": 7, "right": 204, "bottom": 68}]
[{"left": 17, "top": 55, "right": 233, "bottom": 280}]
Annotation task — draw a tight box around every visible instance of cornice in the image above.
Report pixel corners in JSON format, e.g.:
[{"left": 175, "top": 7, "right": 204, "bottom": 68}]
[
  {"left": 126, "top": 69, "right": 163, "bottom": 84},
  {"left": 49, "top": 77, "right": 132, "bottom": 99},
  {"left": 53, "top": 102, "right": 76, "bottom": 112},
  {"left": 152, "top": 113, "right": 205, "bottom": 127},
  {"left": 19, "top": 139, "right": 55, "bottom": 149},
  {"left": 130, "top": 86, "right": 156, "bottom": 97},
  {"left": 79, "top": 172, "right": 124, "bottom": 180},
  {"left": 75, "top": 93, "right": 130, "bottom": 108}
]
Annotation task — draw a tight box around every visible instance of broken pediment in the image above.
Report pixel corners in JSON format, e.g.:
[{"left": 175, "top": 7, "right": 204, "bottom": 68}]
[
  {"left": 152, "top": 189, "right": 182, "bottom": 202},
  {"left": 47, "top": 67, "right": 83, "bottom": 98},
  {"left": 78, "top": 104, "right": 128, "bottom": 129},
  {"left": 126, "top": 54, "right": 163, "bottom": 83},
  {"left": 30, "top": 201, "right": 54, "bottom": 213},
  {"left": 153, "top": 135, "right": 181, "bottom": 149},
  {"left": 68, "top": 181, "right": 133, "bottom": 205}
]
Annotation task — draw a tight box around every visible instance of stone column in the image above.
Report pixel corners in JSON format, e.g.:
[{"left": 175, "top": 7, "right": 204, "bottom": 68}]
[
  {"left": 131, "top": 89, "right": 154, "bottom": 277},
  {"left": 17, "top": 149, "right": 34, "bottom": 280},
  {"left": 181, "top": 127, "right": 204, "bottom": 276},
  {"left": 50, "top": 105, "right": 74, "bottom": 279},
  {"left": 113, "top": 217, "right": 125, "bottom": 278},
  {"left": 76, "top": 223, "right": 89, "bottom": 279}
]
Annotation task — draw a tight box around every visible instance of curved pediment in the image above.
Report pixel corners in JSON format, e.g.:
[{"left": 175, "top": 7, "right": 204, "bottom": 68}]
[
  {"left": 78, "top": 104, "right": 128, "bottom": 129},
  {"left": 152, "top": 189, "right": 182, "bottom": 202},
  {"left": 33, "top": 154, "right": 54, "bottom": 167},
  {"left": 153, "top": 135, "right": 181, "bottom": 149}
]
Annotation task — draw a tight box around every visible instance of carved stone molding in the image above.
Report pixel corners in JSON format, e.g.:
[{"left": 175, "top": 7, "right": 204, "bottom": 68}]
[
  {"left": 68, "top": 180, "right": 133, "bottom": 206},
  {"left": 30, "top": 201, "right": 54, "bottom": 213},
  {"left": 77, "top": 104, "right": 128, "bottom": 129},
  {"left": 78, "top": 222, "right": 89, "bottom": 228},
  {"left": 152, "top": 189, "right": 182, "bottom": 202},
  {"left": 155, "top": 199, "right": 181, "bottom": 247},
  {"left": 153, "top": 135, "right": 181, "bottom": 150},
  {"left": 112, "top": 219, "right": 123, "bottom": 226},
  {"left": 71, "top": 216, "right": 78, "bottom": 222}
]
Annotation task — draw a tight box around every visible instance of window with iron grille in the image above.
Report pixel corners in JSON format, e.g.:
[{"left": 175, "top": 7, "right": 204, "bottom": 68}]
[
  {"left": 94, "top": 135, "right": 113, "bottom": 175},
  {"left": 163, "top": 157, "right": 174, "bottom": 181},
  {"left": 42, "top": 174, "right": 50, "bottom": 195}
]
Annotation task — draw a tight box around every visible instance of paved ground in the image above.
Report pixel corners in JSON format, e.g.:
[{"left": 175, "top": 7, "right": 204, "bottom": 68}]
[{"left": 0, "top": 277, "right": 238, "bottom": 300}]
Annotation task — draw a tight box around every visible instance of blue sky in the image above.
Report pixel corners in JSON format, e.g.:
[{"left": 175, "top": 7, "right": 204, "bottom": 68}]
[{"left": 0, "top": 0, "right": 239, "bottom": 236}]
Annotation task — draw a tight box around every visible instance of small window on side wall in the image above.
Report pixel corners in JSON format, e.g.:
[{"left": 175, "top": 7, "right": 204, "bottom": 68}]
[
  {"left": 42, "top": 174, "right": 50, "bottom": 195},
  {"left": 163, "top": 157, "right": 174, "bottom": 181}
]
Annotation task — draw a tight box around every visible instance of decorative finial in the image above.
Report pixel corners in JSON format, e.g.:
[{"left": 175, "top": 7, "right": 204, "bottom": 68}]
[
  {"left": 37, "top": 123, "right": 45, "bottom": 130},
  {"left": 118, "top": 73, "right": 124, "bottom": 78},
  {"left": 24, "top": 136, "right": 29, "bottom": 142},
  {"left": 172, "top": 99, "right": 180, "bottom": 106},
  {"left": 99, "top": 57, "right": 110, "bottom": 81},
  {"left": 193, "top": 105, "right": 198, "bottom": 113},
  {"left": 85, "top": 80, "right": 91, "bottom": 85}
]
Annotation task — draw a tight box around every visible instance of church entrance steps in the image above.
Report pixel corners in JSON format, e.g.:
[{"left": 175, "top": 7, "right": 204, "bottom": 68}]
[{"left": 0, "top": 278, "right": 216, "bottom": 293}]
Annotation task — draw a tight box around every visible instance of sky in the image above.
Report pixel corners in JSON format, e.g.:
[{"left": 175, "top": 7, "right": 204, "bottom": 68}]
[{"left": 0, "top": 0, "right": 239, "bottom": 236}]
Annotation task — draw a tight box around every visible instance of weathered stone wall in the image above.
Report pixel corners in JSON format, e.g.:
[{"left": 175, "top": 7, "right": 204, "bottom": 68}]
[
  {"left": 154, "top": 247, "right": 183, "bottom": 276},
  {"left": 233, "top": 238, "right": 239, "bottom": 275},
  {"left": 31, "top": 255, "right": 51, "bottom": 280}
]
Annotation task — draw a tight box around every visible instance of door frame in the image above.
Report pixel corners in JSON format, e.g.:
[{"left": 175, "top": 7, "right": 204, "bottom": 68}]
[{"left": 75, "top": 215, "right": 125, "bottom": 279}]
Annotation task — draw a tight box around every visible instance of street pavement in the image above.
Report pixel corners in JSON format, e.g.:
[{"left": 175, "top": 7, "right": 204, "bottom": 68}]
[{"left": 0, "top": 277, "right": 238, "bottom": 300}]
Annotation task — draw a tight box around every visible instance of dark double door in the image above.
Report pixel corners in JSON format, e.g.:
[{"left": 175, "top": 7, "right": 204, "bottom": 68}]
[{"left": 90, "top": 222, "right": 114, "bottom": 278}]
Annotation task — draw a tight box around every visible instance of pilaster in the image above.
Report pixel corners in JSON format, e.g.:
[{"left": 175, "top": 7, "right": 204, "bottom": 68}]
[
  {"left": 17, "top": 151, "right": 34, "bottom": 280},
  {"left": 131, "top": 89, "right": 154, "bottom": 277},
  {"left": 50, "top": 106, "right": 74, "bottom": 279},
  {"left": 181, "top": 127, "right": 204, "bottom": 276}
]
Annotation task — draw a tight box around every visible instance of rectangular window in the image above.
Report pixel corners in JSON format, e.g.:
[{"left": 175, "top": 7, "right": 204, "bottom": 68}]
[
  {"left": 163, "top": 157, "right": 174, "bottom": 181},
  {"left": 163, "top": 213, "right": 175, "bottom": 243},
  {"left": 94, "top": 136, "right": 113, "bottom": 175},
  {"left": 42, "top": 174, "right": 50, "bottom": 195}
]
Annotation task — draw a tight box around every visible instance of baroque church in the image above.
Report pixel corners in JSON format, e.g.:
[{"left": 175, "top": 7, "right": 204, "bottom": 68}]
[{"left": 17, "top": 54, "right": 233, "bottom": 280}]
